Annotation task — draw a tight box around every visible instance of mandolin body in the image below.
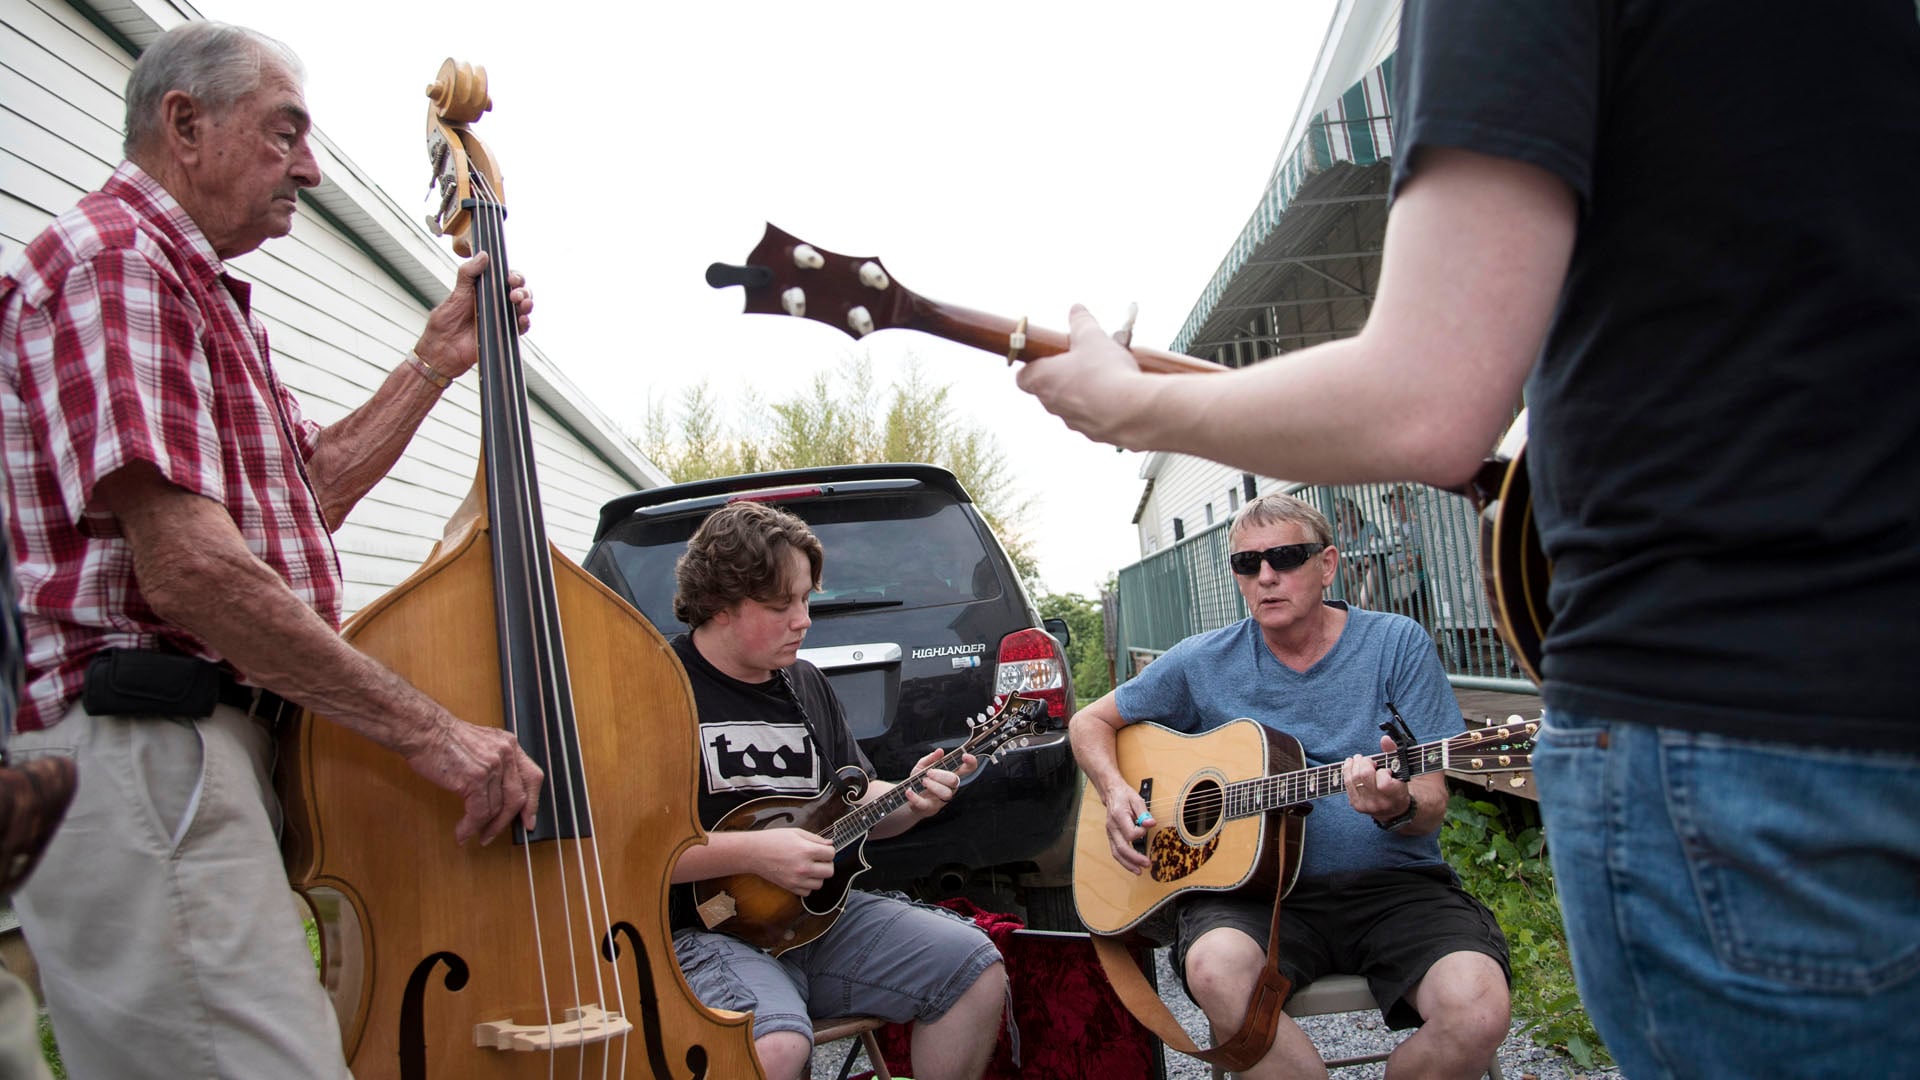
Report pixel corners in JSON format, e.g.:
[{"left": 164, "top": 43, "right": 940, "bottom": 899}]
[{"left": 690, "top": 767, "right": 869, "bottom": 957}]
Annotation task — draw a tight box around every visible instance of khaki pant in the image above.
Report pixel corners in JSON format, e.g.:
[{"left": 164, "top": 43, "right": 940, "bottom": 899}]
[
  {"left": 0, "top": 965, "right": 51, "bottom": 1080},
  {"left": 9, "top": 701, "right": 347, "bottom": 1079}
]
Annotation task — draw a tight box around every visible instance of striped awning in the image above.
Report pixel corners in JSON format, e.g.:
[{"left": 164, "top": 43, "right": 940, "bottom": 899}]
[{"left": 1170, "top": 55, "right": 1397, "bottom": 356}]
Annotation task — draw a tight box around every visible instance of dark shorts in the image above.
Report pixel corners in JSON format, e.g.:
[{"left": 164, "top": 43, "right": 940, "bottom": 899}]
[
  {"left": 1173, "top": 865, "right": 1510, "bottom": 1030},
  {"left": 673, "top": 890, "right": 1002, "bottom": 1041}
]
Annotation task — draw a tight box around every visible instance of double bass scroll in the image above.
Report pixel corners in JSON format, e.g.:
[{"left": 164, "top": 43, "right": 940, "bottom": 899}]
[{"left": 279, "top": 59, "right": 763, "bottom": 1079}]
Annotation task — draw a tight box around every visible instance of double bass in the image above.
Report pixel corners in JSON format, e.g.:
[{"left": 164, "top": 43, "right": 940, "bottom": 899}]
[{"left": 280, "top": 61, "right": 763, "bottom": 1078}]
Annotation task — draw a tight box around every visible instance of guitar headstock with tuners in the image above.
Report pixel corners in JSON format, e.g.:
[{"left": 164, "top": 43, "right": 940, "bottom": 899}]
[
  {"left": 1440, "top": 718, "right": 1538, "bottom": 797},
  {"left": 1441, "top": 718, "right": 1538, "bottom": 775},
  {"left": 707, "top": 224, "right": 1224, "bottom": 374},
  {"left": 707, "top": 224, "right": 915, "bottom": 342}
]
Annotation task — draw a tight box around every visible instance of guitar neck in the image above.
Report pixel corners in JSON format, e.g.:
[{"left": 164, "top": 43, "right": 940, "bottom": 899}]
[
  {"left": 914, "top": 298, "right": 1224, "bottom": 376},
  {"left": 1229, "top": 741, "right": 1450, "bottom": 820}
]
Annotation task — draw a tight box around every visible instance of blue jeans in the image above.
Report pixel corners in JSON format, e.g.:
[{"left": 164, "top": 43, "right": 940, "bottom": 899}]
[{"left": 1533, "top": 710, "right": 1920, "bottom": 1079}]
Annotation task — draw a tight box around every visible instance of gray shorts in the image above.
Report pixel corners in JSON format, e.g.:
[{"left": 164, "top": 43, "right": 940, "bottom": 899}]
[{"left": 673, "top": 890, "right": 1002, "bottom": 1040}]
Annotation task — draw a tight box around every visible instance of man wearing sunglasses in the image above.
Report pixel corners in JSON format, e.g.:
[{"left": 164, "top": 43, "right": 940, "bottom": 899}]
[{"left": 1069, "top": 494, "right": 1509, "bottom": 1079}]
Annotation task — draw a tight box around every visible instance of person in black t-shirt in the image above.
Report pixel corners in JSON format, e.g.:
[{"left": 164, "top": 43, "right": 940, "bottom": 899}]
[
  {"left": 1015, "top": 3, "right": 1920, "bottom": 1075},
  {"left": 665, "top": 501, "right": 1006, "bottom": 1080}
]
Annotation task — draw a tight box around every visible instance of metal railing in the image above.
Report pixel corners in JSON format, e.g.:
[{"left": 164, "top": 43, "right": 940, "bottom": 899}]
[{"left": 1113, "top": 483, "right": 1537, "bottom": 693}]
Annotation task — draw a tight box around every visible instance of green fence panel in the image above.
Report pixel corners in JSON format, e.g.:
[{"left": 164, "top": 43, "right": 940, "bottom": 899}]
[{"left": 1115, "top": 484, "right": 1536, "bottom": 692}]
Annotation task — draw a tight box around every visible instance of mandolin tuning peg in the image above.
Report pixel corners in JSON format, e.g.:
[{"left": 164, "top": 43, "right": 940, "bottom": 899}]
[
  {"left": 781, "top": 287, "right": 806, "bottom": 318},
  {"left": 793, "top": 244, "right": 825, "bottom": 270},
  {"left": 848, "top": 306, "right": 874, "bottom": 337},
  {"left": 858, "top": 261, "right": 890, "bottom": 290}
]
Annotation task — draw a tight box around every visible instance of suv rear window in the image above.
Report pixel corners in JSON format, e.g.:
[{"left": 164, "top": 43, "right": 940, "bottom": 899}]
[{"left": 599, "top": 490, "right": 1002, "bottom": 633}]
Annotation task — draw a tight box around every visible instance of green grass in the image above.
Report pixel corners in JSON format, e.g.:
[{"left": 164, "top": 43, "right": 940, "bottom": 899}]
[
  {"left": 38, "top": 1009, "right": 61, "bottom": 1079},
  {"left": 1441, "top": 790, "right": 1610, "bottom": 1069}
]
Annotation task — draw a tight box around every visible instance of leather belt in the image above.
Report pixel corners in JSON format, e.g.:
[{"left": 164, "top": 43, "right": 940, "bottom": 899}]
[{"left": 216, "top": 674, "right": 297, "bottom": 728}]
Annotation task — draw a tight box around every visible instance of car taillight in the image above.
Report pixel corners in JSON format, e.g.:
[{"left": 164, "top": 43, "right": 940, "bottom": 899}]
[{"left": 995, "top": 628, "right": 1068, "bottom": 720}]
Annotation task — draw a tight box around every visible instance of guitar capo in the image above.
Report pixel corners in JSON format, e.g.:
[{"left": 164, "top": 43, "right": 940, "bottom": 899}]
[{"left": 1379, "top": 701, "right": 1417, "bottom": 782}]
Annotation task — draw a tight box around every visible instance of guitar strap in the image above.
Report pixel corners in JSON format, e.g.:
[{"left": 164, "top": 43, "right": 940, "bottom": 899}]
[{"left": 1090, "top": 891, "right": 1291, "bottom": 1073}]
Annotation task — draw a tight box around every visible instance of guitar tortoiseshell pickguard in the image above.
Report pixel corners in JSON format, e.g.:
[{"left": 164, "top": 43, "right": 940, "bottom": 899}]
[{"left": 1148, "top": 827, "right": 1220, "bottom": 882}]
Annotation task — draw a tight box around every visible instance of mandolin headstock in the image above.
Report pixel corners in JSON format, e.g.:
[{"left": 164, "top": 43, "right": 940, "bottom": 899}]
[
  {"left": 963, "top": 694, "right": 1050, "bottom": 762},
  {"left": 707, "top": 223, "right": 925, "bottom": 342}
]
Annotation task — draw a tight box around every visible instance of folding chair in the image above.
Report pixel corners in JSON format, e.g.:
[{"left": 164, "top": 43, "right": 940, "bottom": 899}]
[
  {"left": 812, "top": 1015, "right": 892, "bottom": 1080},
  {"left": 1210, "top": 974, "right": 1503, "bottom": 1079}
]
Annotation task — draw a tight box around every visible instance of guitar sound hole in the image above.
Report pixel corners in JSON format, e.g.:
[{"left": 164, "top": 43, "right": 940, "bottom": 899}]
[{"left": 1182, "top": 779, "right": 1222, "bottom": 836}]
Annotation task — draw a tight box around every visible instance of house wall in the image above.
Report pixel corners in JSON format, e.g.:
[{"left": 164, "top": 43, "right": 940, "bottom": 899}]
[
  {"left": 2, "top": 0, "right": 648, "bottom": 615},
  {"left": 1134, "top": 453, "right": 1281, "bottom": 554}
]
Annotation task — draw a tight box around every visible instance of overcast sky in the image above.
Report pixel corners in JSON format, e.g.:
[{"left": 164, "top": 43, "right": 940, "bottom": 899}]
[{"left": 195, "top": 0, "right": 1339, "bottom": 596}]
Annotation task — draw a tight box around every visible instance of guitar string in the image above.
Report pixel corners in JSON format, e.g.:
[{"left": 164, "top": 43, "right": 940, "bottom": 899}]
[{"left": 1135, "top": 732, "right": 1525, "bottom": 820}]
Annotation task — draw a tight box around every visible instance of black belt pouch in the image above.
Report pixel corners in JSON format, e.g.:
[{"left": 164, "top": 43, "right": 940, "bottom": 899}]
[{"left": 81, "top": 648, "right": 219, "bottom": 718}]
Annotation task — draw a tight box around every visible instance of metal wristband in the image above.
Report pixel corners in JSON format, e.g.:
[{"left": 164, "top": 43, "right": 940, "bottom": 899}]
[{"left": 405, "top": 350, "right": 451, "bottom": 390}]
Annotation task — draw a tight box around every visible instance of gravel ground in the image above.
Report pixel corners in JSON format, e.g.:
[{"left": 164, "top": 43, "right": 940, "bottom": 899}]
[
  {"left": 1149, "top": 948, "right": 1619, "bottom": 1080},
  {"left": 815, "top": 948, "right": 1621, "bottom": 1080}
]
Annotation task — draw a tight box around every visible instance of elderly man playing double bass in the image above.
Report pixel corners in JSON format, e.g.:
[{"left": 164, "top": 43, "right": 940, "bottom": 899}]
[{"left": 0, "top": 22, "right": 541, "bottom": 1078}]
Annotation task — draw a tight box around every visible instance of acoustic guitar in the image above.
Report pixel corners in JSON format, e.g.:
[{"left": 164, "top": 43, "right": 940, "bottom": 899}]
[
  {"left": 1070, "top": 717, "right": 1537, "bottom": 936},
  {"left": 709, "top": 225, "right": 1552, "bottom": 684},
  {"left": 692, "top": 694, "right": 1047, "bottom": 955}
]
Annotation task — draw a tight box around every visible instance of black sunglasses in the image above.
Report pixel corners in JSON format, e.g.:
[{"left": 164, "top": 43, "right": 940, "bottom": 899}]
[{"left": 1229, "top": 542, "right": 1328, "bottom": 576}]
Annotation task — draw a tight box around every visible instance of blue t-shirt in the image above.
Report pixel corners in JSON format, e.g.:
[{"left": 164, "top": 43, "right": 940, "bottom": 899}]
[{"left": 1114, "top": 604, "right": 1458, "bottom": 879}]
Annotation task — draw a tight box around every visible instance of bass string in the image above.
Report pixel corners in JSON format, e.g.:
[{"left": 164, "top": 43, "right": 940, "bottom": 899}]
[{"left": 470, "top": 172, "right": 628, "bottom": 1069}]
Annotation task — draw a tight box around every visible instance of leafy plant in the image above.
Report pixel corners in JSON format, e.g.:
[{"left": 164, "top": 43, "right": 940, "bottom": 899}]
[
  {"left": 1037, "top": 587, "right": 1112, "bottom": 705},
  {"left": 1441, "top": 790, "right": 1610, "bottom": 1068},
  {"left": 38, "top": 1011, "right": 61, "bottom": 1079}
]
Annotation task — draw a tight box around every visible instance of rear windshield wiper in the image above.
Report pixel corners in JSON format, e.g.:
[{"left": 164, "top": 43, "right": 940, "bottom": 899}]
[{"left": 808, "top": 599, "right": 905, "bottom": 616}]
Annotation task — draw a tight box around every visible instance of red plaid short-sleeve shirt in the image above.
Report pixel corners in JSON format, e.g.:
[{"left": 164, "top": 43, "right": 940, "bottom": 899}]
[{"left": 0, "top": 162, "right": 343, "bottom": 731}]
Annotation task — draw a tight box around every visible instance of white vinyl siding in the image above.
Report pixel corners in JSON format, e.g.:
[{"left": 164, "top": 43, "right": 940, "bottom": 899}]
[
  {"left": 3, "top": 0, "right": 655, "bottom": 617},
  {"left": 1135, "top": 453, "right": 1280, "bottom": 552}
]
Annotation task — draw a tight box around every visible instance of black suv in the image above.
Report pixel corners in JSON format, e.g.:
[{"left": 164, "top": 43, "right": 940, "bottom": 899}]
[{"left": 583, "top": 463, "right": 1082, "bottom": 928}]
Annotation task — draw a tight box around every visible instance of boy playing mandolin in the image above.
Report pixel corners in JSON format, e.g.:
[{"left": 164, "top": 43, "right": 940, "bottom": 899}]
[
  {"left": 1072, "top": 494, "right": 1510, "bottom": 1079},
  {"left": 665, "top": 501, "right": 1007, "bottom": 1080}
]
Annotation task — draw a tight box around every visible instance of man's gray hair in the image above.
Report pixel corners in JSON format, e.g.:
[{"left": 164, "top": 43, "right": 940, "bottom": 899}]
[
  {"left": 123, "top": 21, "right": 304, "bottom": 157},
  {"left": 1229, "top": 492, "right": 1333, "bottom": 548}
]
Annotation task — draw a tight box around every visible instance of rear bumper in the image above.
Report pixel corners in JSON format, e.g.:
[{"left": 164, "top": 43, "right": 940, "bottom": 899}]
[{"left": 860, "top": 730, "right": 1079, "bottom": 889}]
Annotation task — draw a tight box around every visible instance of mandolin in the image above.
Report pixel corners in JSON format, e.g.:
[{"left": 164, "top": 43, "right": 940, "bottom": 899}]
[
  {"left": 1070, "top": 717, "right": 1537, "bottom": 936},
  {"left": 708, "top": 225, "right": 1551, "bottom": 683},
  {"left": 693, "top": 694, "right": 1047, "bottom": 955}
]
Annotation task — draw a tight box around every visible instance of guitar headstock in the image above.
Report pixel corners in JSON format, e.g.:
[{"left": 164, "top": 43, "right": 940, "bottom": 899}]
[
  {"left": 707, "top": 224, "right": 924, "bottom": 343},
  {"left": 962, "top": 694, "right": 1050, "bottom": 762},
  {"left": 1442, "top": 718, "right": 1538, "bottom": 774},
  {"left": 423, "top": 58, "right": 505, "bottom": 258}
]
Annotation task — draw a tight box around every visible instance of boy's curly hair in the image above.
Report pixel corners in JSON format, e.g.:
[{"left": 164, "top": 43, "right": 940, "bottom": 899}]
[{"left": 673, "top": 501, "right": 823, "bottom": 628}]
